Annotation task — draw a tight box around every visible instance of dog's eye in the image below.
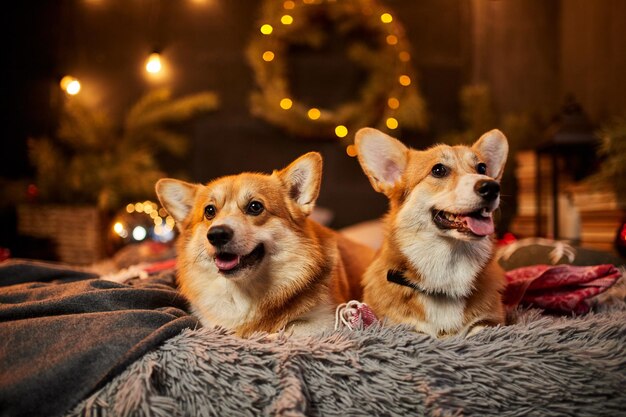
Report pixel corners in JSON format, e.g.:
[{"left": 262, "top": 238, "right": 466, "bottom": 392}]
[
  {"left": 477, "top": 162, "right": 487, "bottom": 175},
  {"left": 204, "top": 204, "right": 217, "bottom": 220},
  {"left": 246, "top": 201, "right": 264, "bottom": 216},
  {"left": 431, "top": 164, "right": 448, "bottom": 178}
]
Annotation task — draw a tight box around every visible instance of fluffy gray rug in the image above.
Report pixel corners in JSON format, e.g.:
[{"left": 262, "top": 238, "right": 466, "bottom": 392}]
[{"left": 66, "top": 303, "right": 626, "bottom": 417}]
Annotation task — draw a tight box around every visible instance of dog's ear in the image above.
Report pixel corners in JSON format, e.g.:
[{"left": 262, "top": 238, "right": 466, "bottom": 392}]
[
  {"left": 155, "top": 178, "right": 198, "bottom": 228},
  {"left": 355, "top": 127, "right": 408, "bottom": 195},
  {"left": 472, "top": 129, "right": 509, "bottom": 181},
  {"left": 277, "top": 152, "right": 322, "bottom": 216}
]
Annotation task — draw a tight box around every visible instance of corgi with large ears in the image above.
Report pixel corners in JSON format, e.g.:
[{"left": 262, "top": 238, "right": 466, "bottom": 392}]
[
  {"left": 156, "top": 152, "right": 374, "bottom": 337},
  {"left": 355, "top": 128, "right": 509, "bottom": 337}
]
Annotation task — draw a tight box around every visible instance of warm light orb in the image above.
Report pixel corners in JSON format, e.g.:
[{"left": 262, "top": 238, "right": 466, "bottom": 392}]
[
  {"left": 386, "top": 117, "right": 399, "bottom": 129},
  {"left": 145, "top": 53, "right": 162, "bottom": 74},
  {"left": 335, "top": 125, "right": 348, "bottom": 138},
  {"left": 126, "top": 203, "right": 135, "bottom": 213},
  {"left": 281, "top": 14, "right": 293, "bottom": 25},
  {"left": 113, "top": 222, "right": 125, "bottom": 235},
  {"left": 262, "top": 51, "right": 275, "bottom": 62},
  {"left": 280, "top": 98, "right": 293, "bottom": 110},
  {"left": 346, "top": 144, "right": 358, "bottom": 157},
  {"left": 399, "top": 75, "right": 411, "bottom": 86},
  {"left": 386, "top": 35, "right": 398, "bottom": 45},
  {"left": 61, "top": 76, "right": 81, "bottom": 95},
  {"left": 399, "top": 51, "right": 411, "bottom": 62},
  {"left": 307, "top": 108, "right": 321, "bottom": 120},
  {"left": 260, "top": 24, "right": 273, "bottom": 35},
  {"left": 66, "top": 80, "right": 81, "bottom": 95},
  {"left": 388, "top": 97, "right": 400, "bottom": 109},
  {"left": 381, "top": 13, "right": 393, "bottom": 23},
  {"left": 283, "top": 0, "right": 295, "bottom": 9}
]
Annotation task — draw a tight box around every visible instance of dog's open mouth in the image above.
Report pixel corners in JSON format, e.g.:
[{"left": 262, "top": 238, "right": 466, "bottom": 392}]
[
  {"left": 432, "top": 208, "right": 494, "bottom": 237},
  {"left": 214, "top": 244, "right": 265, "bottom": 274}
]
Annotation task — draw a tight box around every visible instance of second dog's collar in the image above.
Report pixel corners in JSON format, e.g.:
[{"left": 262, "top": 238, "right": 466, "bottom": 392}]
[{"left": 386, "top": 270, "right": 460, "bottom": 299}]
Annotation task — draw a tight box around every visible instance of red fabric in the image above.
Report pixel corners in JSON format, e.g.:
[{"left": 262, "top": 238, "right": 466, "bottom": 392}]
[
  {"left": 504, "top": 264, "right": 621, "bottom": 314},
  {"left": 349, "top": 303, "right": 378, "bottom": 328}
]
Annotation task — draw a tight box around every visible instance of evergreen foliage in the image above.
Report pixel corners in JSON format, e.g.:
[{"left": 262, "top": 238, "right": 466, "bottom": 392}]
[
  {"left": 28, "top": 89, "right": 219, "bottom": 211},
  {"left": 590, "top": 115, "right": 626, "bottom": 203}
]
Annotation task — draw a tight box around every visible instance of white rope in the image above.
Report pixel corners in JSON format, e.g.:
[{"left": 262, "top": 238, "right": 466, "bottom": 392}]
[{"left": 334, "top": 300, "right": 366, "bottom": 331}]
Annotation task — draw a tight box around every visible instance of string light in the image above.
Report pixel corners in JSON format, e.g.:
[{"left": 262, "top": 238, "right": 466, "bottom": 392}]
[
  {"left": 335, "top": 125, "right": 348, "bottom": 138},
  {"left": 280, "top": 98, "right": 293, "bottom": 110},
  {"left": 388, "top": 97, "right": 400, "bottom": 109},
  {"left": 386, "top": 35, "right": 398, "bottom": 45},
  {"left": 399, "top": 75, "right": 411, "bottom": 86},
  {"left": 281, "top": 14, "right": 293, "bottom": 25},
  {"left": 346, "top": 144, "right": 358, "bottom": 157},
  {"left": 380, "top": 13, "right": 393, "bottom": 23},
  {"left": 399, "top": 51, "right": 411, "bottom": 62},
  {"left": 386, "top": 117, "right": 399, "bottom": 129},
  {"left": 260, "top": 24, "right": 273, "bottom": 35},
  {"left": 283, "top": 0, "right": 295, "bottom": 9},
  {"left": 60, "top": 75, "right": 81, "bottom": 95},
  {"left": 145, "top": 52, "right": 162, "bottom": 74},
  {"left": 262, "top": 51, "right": 275, "bottom": 62},
  {"left": 307, "top": 108, "right": 321, "bottom": 120}
]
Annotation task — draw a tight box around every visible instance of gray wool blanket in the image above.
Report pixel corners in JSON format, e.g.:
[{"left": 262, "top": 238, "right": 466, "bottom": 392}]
[{"left": 67, "top": 304, "right": 626, "bottom": 417}]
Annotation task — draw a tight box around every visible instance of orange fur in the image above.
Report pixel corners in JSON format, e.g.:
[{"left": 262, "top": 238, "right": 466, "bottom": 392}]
[
  {"left": 156, "top": 153, "right": 373, "bottom": 337},
  {"left": 356, "top": 128, "right": 508, "bottom": 337}
]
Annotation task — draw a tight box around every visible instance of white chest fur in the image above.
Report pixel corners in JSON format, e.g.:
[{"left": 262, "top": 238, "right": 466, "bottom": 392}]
[
  {"left": 416, "top": 294, "right": 466, "bottom": 336},
  {"left": 185, "top": 268, "right": 256, "bottom": 329}
]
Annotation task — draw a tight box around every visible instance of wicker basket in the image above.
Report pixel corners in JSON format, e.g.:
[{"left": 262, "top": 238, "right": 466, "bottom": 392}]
[{"left": 17, "top": 205, "right": 106, "bottom": 265}]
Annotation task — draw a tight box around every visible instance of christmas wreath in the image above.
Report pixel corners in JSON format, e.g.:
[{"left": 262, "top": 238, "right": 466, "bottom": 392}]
[{"left": 247, "top": 0, "right": 427, "bottom": 144}]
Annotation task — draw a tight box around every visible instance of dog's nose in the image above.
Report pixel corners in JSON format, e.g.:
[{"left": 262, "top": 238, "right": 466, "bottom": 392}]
[
  {"left": 475, "top": 180, "right": 500, "bottom": 201},
  {"left": 207, "top": 225, "right": 234, "bottom": 246}
]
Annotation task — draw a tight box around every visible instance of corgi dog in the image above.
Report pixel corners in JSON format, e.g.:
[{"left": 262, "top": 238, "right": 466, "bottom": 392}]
[
  {"left": 355, "top": 128, "right": 509, "bottom": 337},
  {"left": 155, "top": 152, "right": 374, "bottom": 337}
]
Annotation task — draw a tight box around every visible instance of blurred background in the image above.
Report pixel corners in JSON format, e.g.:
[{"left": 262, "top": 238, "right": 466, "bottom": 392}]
[{"left": 1, "top": 0, "right": 626, "bottom": 264}]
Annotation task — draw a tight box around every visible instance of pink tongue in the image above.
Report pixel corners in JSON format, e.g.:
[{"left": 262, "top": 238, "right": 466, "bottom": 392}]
[
  {"left": 215, "top": 255, "right": 240, "bottom": 271},
  {"left": 464, "top": 216, "right": 494, "bottom": 236}
]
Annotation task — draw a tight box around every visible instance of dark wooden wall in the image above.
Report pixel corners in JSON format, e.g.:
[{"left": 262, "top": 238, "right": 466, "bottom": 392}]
[{"left": 3, "top": 0, "right": 626, "bottom": 230}]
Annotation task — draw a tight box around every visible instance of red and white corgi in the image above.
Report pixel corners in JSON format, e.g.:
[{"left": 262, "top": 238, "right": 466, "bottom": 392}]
[
  {"left": 156, "top": 152, "right": 374, "bottom": 337},
  {"left": 355, "top": 128, "right": 508, "bottom": 337}
]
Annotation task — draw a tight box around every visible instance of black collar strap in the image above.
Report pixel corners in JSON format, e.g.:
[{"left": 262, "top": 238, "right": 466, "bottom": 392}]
[{"left": 386, "top": 270, "right": 460, "bottom": 299}]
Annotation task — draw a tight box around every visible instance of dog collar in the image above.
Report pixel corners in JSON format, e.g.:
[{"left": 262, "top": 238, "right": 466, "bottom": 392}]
[{"left": 386, "top": 270, "right": 458, "bottom": 299}]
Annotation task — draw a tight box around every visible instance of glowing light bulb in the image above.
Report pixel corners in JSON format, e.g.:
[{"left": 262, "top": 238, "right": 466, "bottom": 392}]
[
  {"left": 386, "top": 117, "right": 399, "bottom": 129},
  {"left": 281, "top": 14, "right": 293, "bottom": 25},
  {"left": 145, "top": 53, "right": 162, "bottom": 74},
  {"left": 399, "top": 75, "right": 411, "bottom": 86},
  {"left": 262, "top": 51, "right": 275, "bottom": 62},
  {"left": 280, "top": 98, "right": 293, "bottom": 110},
  {"left": 335, "top": 125, "right": 348, "bottom": 138},
  {"left": 346, "top": 145, "right": 358, "bottom": 157},
  {"left": 126, "top": 203, "right": 135, "bottom": 213},
  {"left": 386, "top": 35, "right": 398, "bottom": 45},
  {"left": 260, "top": 24, "right": 273, "bottom": 35},
  {"left": 399, "top": 51, "right": 411, "bottom": 62},
  {"left": 283, "top": 0, "right": 295, "bottom": 9},
  {"left": 381, "top": 13, "right": 393, "bottom": 23},
  {"left": 307, "top": 108, "right": 321, "bottom": 120}
]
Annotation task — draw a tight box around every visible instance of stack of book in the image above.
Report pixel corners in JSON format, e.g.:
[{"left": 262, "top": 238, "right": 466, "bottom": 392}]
[
  {"left": 570, "top": 184, "right": 624, "bottom": 252},
  {"left": 510, "top": 151, "right": 549, "bottom": 237}
]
